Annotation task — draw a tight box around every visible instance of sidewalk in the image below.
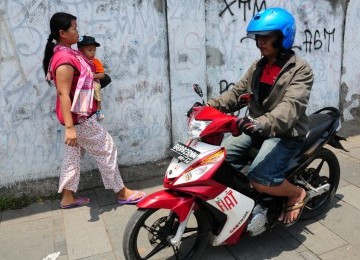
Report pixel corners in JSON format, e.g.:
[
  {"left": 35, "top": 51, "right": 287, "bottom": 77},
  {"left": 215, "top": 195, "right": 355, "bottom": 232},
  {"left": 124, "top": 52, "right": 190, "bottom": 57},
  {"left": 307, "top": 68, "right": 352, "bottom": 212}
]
[{"left": 0, "top": 135, "right": 360, "bottom": 260}]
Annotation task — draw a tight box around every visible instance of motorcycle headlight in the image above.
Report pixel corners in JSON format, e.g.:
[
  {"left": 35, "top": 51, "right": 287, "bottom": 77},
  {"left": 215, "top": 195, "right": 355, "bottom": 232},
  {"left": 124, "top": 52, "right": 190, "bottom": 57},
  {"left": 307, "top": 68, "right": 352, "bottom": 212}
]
[{"left": 188, "top": 118, "right": 211, "bottom": 139}]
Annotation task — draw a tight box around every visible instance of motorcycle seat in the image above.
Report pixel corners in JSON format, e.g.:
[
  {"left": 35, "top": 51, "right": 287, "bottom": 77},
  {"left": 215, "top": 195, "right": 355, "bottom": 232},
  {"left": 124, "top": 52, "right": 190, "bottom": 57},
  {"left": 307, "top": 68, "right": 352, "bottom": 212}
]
[{"left": 301, "top": 113, "right": 335, "bottom": 153}]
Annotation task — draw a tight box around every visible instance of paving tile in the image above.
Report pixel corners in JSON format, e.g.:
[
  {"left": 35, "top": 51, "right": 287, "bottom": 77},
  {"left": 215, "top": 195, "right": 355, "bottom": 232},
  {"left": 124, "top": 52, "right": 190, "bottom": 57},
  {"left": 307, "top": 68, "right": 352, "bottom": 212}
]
[
  {"left": 318, "top": 199, "right": 360, "bottom": 247},
  {"left": 94, "top": 188, "right": 118, "bottom": 207},
  {"left": 299, "top": 250, "right": 321, "bottom": 260},
  {"left": 1, "top": 154, "right": 360, "bottom": 260},
  {"left": 270, "top": 251, "right": 306, "bottom": 260},
  {"left": 348, "top": 157, "right": 360, "bottom": 165},
  {"left": 63, "top": 206, "right": 112, "bottom": 260},
  {"left": 54, "top": 241, "right": 68, "bottom": 259},
  {"left": 346, "top": 147, "right": 360, "bottom": 161},
  {"left": 1, "top": 201, "right": 52, "bottom": 226},
  {"left": 226, "top": 229, "right": 304, "bottom": 259},
  {"left": 100, "top": 204, "right": 136, "bottom": 259},
  {"left": 0, "top": 218, "right": 54, "bottom": 259},
  {"left": 336, "top": 151, "right": 351, "bottom": 160},
  {"left": 338, "top": 135, "right": 360, "bottom": 150},
  {"left": 326, "top": 145, "right": 350, "bottom": 159},
  {"left": 319, "top": 244, "right": 360, "bottom": 260},
  {"left": 337, "top": 154, "right": 360, "bottom": 187},
  {"left": 100, "top": 180, "right": 163, "bottom": 259},
  {"left": 337, "top": 185, "right": 360, "bottom": 210},
  {"left": 338, "top": 178, "right": 351, "bottom": 189},
  {"left": 286, "top": 220, "right": 347, "bottom": 255},
  {"left": 81, "top": 251, "right": 117, "bottom": 260},
  {"left": 52, "top": 210, "right": 67, "bottom": 257},
  {"left": 58, "top": 255, "right": 69, "bottom": 260},
  {"left": 273, "top": 226, "right": 307, "bottom": 253}
]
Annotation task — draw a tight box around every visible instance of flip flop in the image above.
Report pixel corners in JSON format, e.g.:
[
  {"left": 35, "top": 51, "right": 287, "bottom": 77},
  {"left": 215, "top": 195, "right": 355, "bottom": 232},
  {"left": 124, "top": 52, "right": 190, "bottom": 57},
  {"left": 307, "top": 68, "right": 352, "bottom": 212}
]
[
  {"left": 282, "top": 192, "right": 310, "bottom": 227},
  {"left": 117, "top": 191, "right": 146, "bottom": 205},
  {"left": 60, "top": 197, "right": 90, "bottom": 209}
]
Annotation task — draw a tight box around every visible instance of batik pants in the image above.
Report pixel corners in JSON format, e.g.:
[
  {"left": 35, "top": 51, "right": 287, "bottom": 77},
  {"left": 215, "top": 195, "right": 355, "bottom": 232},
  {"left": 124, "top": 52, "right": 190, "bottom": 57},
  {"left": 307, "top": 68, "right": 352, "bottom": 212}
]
[{"left": 58, "top": 115, "right": 124, "bottom": 193}]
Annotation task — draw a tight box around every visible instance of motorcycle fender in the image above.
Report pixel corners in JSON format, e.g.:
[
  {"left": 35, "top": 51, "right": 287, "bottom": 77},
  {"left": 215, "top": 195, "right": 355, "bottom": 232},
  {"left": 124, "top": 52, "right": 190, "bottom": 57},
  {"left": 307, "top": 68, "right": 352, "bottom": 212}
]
[
  {"left": 328, "top": 134, "right": 348, "bottom": 152},
  {"left": 137, "top": 190, "right": 195, "bottom": 222}
]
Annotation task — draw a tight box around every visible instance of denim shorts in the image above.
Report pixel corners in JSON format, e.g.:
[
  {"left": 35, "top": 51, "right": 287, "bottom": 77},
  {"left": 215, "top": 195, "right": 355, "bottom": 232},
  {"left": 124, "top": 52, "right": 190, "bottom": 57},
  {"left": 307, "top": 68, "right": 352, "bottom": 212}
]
[{"left": 222, "top": 133, "right": 303, "bottom": 186}]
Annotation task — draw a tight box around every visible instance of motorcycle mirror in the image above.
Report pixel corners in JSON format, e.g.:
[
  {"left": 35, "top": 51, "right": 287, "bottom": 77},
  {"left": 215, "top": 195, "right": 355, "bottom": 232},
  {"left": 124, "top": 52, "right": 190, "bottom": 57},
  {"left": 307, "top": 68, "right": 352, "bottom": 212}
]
[{"left": 193, "top": 84, "right": 203, "bottom": 98}]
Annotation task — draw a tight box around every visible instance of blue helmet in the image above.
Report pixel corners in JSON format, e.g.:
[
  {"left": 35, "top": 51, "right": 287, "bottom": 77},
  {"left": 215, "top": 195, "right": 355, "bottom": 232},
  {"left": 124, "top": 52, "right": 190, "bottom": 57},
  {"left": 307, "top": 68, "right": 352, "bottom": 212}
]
[{"left": 246, "top": 8, "right": 296, "bottom": 49}]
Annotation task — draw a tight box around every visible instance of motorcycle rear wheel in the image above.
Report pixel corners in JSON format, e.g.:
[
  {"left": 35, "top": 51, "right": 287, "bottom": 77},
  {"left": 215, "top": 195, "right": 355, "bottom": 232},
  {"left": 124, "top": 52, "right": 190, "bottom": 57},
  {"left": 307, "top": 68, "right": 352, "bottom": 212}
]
[
  {"left": 300, "top": 147, "right": 340, "bottom": 219},
  {"left": 123, "top": 208, "right": 210, "bottom": 260}
]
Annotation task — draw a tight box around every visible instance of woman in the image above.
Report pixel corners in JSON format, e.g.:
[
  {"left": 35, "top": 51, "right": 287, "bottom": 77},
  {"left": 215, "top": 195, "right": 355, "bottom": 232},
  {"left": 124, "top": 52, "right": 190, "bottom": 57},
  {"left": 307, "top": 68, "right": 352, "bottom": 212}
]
[
  {"left": 207, "top": 8, "right": 314, "bottom": 226},
  {"left": 43, "top": 12, "right": 145, "bottom": 208}
]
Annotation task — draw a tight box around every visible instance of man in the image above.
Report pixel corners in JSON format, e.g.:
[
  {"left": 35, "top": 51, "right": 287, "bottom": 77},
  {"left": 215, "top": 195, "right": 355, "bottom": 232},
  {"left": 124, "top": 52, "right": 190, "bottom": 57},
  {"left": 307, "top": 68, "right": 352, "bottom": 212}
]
[{"left": 207, "top": 8, "right": 313, "bottom": 226}]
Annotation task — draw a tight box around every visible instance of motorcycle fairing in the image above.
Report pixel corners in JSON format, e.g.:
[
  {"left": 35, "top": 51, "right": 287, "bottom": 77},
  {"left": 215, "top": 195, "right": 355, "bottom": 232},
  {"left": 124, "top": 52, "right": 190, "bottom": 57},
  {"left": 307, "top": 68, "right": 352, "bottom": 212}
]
[
  {"left": 166, "top": 142, "right": 225, "bottom": 185},
  {"left": 136, "top": 190, "right": 195, "bottom": 222},
  {"left": 206, "top": 187, "right": 255, "bottom": 246},
  {"left": 137, "top": 187, "right": 255, "bottom": 245}
]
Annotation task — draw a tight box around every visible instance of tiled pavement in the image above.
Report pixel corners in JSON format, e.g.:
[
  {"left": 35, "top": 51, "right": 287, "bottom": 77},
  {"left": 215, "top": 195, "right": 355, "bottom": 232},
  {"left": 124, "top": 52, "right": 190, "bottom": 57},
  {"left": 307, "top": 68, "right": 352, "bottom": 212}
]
[{"left": 1, "top": 135, "right": 359, "bottom": 260}]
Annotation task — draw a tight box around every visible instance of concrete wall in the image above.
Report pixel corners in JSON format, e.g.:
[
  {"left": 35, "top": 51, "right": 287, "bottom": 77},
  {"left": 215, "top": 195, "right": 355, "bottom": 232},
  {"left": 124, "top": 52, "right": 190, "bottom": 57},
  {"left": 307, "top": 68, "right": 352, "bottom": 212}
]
[
  {"left": 0, "top": 0, "right": 358, "bottom": 188},
  {"left": 205, "top": 0, "right": 345, "bottom": 113},
  {"left": 342, "top": 0, "right": 360, "bottom": 121},
  {"left": 0, "top": 0, "right": 170, "bottom": 187}
]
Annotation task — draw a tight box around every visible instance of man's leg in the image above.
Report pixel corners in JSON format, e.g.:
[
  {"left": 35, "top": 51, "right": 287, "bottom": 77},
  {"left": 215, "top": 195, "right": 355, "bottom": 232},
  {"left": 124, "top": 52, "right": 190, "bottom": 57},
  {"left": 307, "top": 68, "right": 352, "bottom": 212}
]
[
  {"left": 222, "top": 133, "right": 256, "bottom": 172},
  {"left": 247, "top": 137, "right": 305, "bottom": 224},
  {"left": 251, "top": 180, "right": 307, "bottom": 224}
]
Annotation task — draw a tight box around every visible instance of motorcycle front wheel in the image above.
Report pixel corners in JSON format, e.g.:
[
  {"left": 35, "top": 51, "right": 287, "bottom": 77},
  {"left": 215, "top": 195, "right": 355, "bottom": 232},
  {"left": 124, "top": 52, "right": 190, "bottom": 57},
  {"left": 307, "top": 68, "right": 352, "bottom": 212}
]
[
  {"left": 300, "top": 147, "right": 340, "bottom": 219},
  {"left": 123, "top": 208, "right": 210, "bottom": 260}
]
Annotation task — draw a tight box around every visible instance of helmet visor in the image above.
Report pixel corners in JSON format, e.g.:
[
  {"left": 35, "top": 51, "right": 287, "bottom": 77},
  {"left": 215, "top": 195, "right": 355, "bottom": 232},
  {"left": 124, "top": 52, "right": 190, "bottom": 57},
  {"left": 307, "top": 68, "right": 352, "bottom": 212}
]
[{"left": 247, "top": 30, "right": 276, "bottom": 38}]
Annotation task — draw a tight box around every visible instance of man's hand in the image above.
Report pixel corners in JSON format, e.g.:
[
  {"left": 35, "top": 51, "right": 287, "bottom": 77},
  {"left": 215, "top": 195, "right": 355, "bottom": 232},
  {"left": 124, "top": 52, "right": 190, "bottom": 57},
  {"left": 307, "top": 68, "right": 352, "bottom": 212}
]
[{"left": 236, "top": 116, "right": 263, "bottom": 136}]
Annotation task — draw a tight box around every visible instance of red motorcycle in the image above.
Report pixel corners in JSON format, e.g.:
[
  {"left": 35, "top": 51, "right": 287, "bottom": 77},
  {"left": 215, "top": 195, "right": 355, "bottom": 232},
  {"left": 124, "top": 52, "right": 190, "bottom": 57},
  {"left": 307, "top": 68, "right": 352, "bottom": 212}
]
[{"left": 123, "top": 84, "right": 346, "bottom": 260}]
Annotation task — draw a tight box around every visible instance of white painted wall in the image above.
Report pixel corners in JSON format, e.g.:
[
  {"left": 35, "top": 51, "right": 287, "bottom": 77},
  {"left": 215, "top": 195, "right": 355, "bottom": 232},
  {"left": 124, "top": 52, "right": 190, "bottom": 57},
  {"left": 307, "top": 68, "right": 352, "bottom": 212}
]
[
  {"left": 205, "top": 0, "right": 345, "bottom": 113},
  {"left": 342, "top": 0, "right": 360, "bottom": 121},
  {"left": 0, "top": 0, "right": 357, "bottom": 187},
  {"left": 167, "top": 0, "right": 207, "bottom": 142},
  {"left": 0, "top": 0, "right": 170, "bottom": 186}
]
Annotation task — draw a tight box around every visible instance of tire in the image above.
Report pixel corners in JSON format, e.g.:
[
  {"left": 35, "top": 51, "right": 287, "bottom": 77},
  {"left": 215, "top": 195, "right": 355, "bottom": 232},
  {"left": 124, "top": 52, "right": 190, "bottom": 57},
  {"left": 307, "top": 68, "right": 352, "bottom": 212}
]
[
  {"left": 123, "top": 208, "right": 210, "bottom": 260},
  {"left": 300, "top": 148, "right": 340, "bottom": 219}
]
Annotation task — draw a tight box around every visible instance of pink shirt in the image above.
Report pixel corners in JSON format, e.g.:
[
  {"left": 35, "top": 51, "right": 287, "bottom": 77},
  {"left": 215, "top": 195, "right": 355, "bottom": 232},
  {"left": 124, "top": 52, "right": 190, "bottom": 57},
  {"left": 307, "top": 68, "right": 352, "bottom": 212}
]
[{"left": 50, "top": 50, "right": 97, "bottom": 125}]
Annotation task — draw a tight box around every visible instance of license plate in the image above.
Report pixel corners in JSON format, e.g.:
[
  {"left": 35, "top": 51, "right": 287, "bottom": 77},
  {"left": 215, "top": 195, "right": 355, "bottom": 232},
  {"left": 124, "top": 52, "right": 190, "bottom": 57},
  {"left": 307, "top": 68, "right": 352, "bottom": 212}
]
[{"left": 169, "top": 142, "right": 200, "bottom": 164}]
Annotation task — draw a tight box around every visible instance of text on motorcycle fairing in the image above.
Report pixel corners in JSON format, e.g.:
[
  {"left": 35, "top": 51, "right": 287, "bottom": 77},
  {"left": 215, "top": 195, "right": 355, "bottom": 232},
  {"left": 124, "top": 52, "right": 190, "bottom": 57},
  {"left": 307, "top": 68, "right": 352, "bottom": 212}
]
[
  {"left": 230, "top": 210, "right": 249, "bottom": 234},
  {"left": 216, "top": 189, "right": 238, "bottom": 212}
]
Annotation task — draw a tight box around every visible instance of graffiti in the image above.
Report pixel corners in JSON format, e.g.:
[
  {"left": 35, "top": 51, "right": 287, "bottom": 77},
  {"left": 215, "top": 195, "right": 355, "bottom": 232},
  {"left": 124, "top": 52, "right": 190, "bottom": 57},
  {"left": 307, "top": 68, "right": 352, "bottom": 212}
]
[
  {"left": 303, "top": 28, "right": 336, "bottom": 53},
  {"left": 218, "top": 80, "right": 242, "bottom": 117},
  {"left": 219, "top": 0, "right": 266, "bottom": 20},
  {"left": 219, "top": 79, "right": 235, "bottom": 94},
  {"left": 0, "top": 0, "right": 358, "bottom": 188},
  {"left": 0, "top": 0, "right": 171, "bottom": 187},
  {"left": 240, "top": 36, "right": 255, "bottom": 44},
  {"left": 241, "top": 28, "right": 336, "bottom": 54}
]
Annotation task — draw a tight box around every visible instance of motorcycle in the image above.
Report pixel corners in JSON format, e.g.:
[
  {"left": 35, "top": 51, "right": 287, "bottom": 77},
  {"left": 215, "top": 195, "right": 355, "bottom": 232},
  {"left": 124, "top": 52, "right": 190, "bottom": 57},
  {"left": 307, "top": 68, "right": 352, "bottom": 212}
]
[{"left": 123, "top": 84, "right": 347, "bottom": 260}]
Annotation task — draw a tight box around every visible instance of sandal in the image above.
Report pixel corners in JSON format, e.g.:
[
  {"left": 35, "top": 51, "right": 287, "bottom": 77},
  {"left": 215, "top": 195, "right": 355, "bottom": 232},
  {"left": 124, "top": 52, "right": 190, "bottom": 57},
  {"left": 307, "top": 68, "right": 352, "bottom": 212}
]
[
  {"left": 60, "top": 197, "right": 90, "bottom": 209},
  {"left": 117, "top": 191, "right": 146, "bottom": 205},
  {"left": 281, "top": 192, "right": 310, "bottom": 227}
]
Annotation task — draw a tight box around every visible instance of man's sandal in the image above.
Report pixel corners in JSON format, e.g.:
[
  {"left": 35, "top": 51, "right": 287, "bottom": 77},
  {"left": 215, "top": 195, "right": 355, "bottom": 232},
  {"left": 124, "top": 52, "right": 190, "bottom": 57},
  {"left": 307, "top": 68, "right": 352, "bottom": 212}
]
[{"left": 282, "top": 192, "right": 310, "bottom": 227}]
